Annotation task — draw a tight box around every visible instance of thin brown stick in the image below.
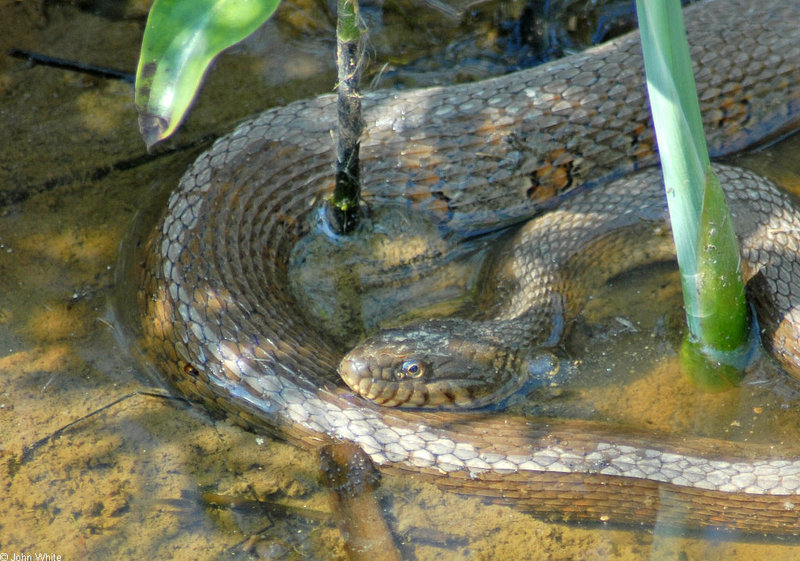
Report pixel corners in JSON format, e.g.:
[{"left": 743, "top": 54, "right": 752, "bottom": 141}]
[{"left": 328, "top": 0, "right": 365, "bottom": 234}]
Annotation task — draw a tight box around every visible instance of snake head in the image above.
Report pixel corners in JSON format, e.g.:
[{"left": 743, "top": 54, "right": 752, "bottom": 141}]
[{"left": 338, "top": 320, "right": 530, "bottom": 409}]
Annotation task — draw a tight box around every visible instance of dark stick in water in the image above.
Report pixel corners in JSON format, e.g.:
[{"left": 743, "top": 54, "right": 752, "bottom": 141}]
[{"left": 320, "top": 442, "right": 403, "bottom": 561}]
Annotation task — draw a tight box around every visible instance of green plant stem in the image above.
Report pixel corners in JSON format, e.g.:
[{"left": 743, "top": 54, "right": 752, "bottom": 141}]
[
  {"left": 329, "top": 0, "right": 365, "bottom": 234},
  {"left": 635, "top": 0, "right": 754, "bottom": 388}
]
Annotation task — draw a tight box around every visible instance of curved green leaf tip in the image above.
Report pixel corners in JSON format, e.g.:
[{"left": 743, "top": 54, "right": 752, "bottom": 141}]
[{"left": 135, "top": 0, "right": 281, "bottom": 148}]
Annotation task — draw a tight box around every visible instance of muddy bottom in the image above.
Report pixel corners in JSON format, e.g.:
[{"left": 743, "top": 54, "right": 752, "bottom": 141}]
[{"left": 2, "top": 1, "right": 800, "bottom": 560}]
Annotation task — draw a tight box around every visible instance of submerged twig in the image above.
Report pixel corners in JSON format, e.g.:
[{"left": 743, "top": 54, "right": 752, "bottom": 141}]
[
  {"left": 10, "top": 390, "right": 185, "bottom": 472},
  {"left": 320, "top": 442, "right": 403, "bottom": 561},
  {"left": 8, "top": 48, "right": 134, "bottom": 82}
]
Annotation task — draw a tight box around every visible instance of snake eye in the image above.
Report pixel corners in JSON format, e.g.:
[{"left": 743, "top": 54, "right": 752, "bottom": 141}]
[{"left": 400, "top": 360, "right": 424, "bottom": 379}]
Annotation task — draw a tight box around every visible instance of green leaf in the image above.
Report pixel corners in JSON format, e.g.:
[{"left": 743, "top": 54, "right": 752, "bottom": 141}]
[
  {"left": 679, "top": 338, "right": 745, "bottom": 392},
  {"left": 135, "top": 0, "right": 281, "bottom": 147},
  {"left": 679, "top": 167, "right": 755, "bottom": 390},
  {"left": 336, "top": 0, "right": 361, "bottom": 43},
  {"left": 694, "top": 167, "right": 749, "bottom": 352}
]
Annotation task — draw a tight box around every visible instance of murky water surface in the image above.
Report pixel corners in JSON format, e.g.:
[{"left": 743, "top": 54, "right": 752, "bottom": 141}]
[{"left": 2, "top": 1, "right": 800, "bottom": 560}]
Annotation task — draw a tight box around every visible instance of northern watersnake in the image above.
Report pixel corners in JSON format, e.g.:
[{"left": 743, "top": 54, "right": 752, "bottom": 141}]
[{"left": 134, "top": 0, "right": 800, "bottom": 533}]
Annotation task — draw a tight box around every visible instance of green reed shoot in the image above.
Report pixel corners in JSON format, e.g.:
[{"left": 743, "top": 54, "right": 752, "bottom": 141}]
[{"left": 635, "top": 0, "right": 756, "bottom": 389}]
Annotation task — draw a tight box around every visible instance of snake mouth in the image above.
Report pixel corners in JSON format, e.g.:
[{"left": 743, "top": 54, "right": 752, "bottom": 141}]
[
  {"left": 339, "top": 354, "right": 441, "bottom": 407},
  {"left": 338, "top": 355, "right": 406, "bottom": 406},
  {"left": 338, "top": 354, "right": 370, "bottom": 390}
]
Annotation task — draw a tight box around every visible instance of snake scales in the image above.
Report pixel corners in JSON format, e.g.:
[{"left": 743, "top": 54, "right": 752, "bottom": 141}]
[
  {"left": 134, "top": 0, "right": 800, "bottom": 533},
  {"left": 336, "top": 161, "right": 800, "bottom": 409}
]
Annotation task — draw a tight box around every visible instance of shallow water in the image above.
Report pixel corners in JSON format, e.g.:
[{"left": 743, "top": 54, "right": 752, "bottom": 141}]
[{"left": 2, "top": 1, "right": 800, "bottom": 560}]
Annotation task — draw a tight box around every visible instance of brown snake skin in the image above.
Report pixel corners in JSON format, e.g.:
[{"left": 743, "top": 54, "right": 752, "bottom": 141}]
[
  {"left": 134, "top": 0, "right": 800, "bottom": 534},
  {"left": 336, "top": 164, "right": 800, "bottom": 409}
]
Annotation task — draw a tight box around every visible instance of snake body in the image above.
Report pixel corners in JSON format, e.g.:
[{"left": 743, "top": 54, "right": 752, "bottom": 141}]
[
  {"left": 136, "top": 0, "right": 800, "bottom": 533},
  {"left": 336, "top": 163, "right": 799, "bottom": 409}
]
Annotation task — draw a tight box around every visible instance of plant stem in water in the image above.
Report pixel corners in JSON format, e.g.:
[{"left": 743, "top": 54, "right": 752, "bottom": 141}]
[{"left": 329, "top": 0, "right": 365, "bottom": 234}]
